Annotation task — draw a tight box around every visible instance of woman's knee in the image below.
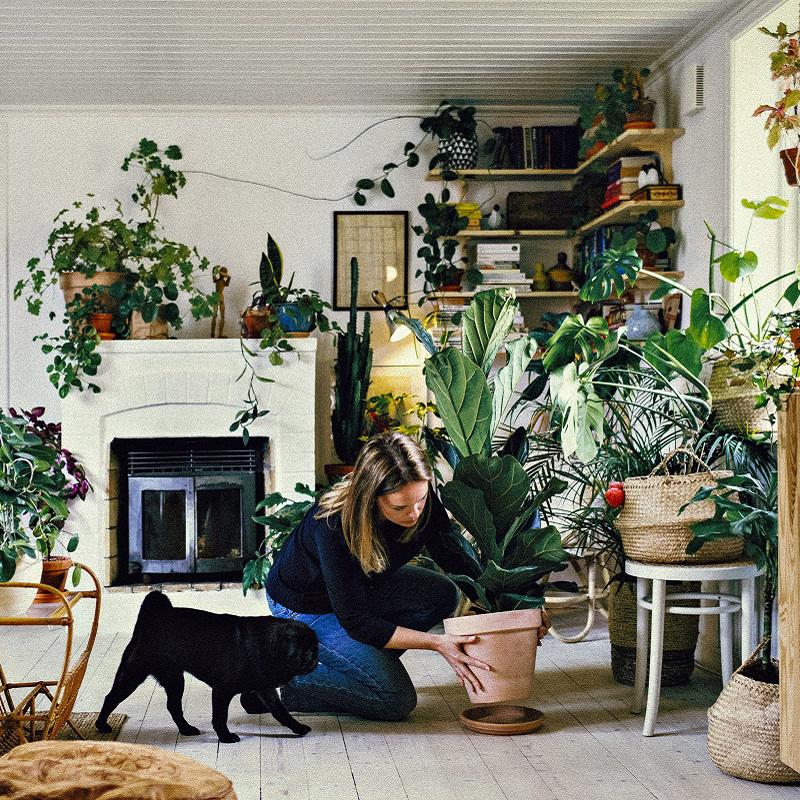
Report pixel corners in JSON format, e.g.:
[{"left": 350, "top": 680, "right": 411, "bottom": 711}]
[{"left": 369, "top": 684, "right": 417, "bottom": 721}]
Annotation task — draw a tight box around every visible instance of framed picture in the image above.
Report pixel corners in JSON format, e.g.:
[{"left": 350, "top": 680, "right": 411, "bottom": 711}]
[{"left": 333, "top": 211, "right": 409, "bottom": 310}]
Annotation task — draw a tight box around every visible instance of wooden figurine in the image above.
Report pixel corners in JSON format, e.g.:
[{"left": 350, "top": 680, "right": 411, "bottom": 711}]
[{"left": 210, "top": 266, "right": 231, "bottom": 338}]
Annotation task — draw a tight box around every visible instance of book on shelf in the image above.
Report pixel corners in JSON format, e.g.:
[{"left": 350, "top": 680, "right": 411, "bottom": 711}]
[
  {"left": 476, "top": 242, "right": 520, "bottom": 255},
  {"left": 490, "top": 125, "right": 580, "bottom": 169},
  {"left": 476, "top": 261, "right": 521, "bottom": 270}
]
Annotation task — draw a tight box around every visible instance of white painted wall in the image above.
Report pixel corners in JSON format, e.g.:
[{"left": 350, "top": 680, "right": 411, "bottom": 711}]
[{"left": 0, "top": 106, "right": 575, "bottom": 479}]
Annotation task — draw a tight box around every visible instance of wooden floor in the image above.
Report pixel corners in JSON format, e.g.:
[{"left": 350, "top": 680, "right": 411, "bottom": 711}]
[{"left": 4, "top": 601, "right": 800, "bottom": 800}]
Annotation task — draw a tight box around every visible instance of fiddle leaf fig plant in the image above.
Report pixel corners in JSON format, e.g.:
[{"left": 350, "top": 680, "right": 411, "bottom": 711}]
[{"left": 420, "top": 287, "right": 569, "bottom": 612}]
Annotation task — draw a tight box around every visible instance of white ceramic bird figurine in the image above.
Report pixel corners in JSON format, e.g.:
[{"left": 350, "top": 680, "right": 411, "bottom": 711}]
[
  {"left": 486, "top": 204, "right": 504, "bottom": 229},
  {"left": 637, "top": 163, "right": 660, "bottom": 188}
]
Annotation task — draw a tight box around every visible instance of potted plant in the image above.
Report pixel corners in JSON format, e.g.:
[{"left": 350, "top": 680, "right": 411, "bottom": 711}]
[
  {"left": 14, "top": 139, "right": 220, "bottom": 395},
  {"left": 608, "top": 209, "right": 677, "bottom": 269},
  {"left": 577, "top": 82, "right": 627, "bottom": 160},
  {"left": 614, "top": 66, "right": 656, "bottom": 129},
  {"left": 754, "top": 23, "right": 800, "bottom": 186},
  {"left": 0, "top": 408, "right": 87, "bottom": 615},
  {"left": 403, "top": 288, "right": 569, "bottom": 703},
  {"left": 681, "top": 470, "right": 799, "bottom": 782},
  {"left": 242, "top": 483, "right": 316, "bottom": 601},
  {"left": 327, "top": 257, "right": 373, "bottom": 481}
]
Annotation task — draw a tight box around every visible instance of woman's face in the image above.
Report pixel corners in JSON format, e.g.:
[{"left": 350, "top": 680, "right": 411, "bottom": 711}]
[{"left": 376, "top": 480, "right": 429, "bottom": 528}]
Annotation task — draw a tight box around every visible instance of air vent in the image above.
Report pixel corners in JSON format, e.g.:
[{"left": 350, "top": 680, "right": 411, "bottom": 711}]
[
  {"left": 127, "top": 447, "right": 257, "bottom": 476},
  {"left": 682, "top": 64, "right": 705, "bottom": 116}
]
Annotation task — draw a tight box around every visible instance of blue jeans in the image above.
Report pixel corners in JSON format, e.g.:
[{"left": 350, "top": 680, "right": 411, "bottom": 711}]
[{"left": 267, "top": 565, "right": 459, "bottom": 721}]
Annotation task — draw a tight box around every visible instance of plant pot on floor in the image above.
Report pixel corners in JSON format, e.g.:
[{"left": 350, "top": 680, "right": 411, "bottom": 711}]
[
  {"left": 0, "top": 555, "right": 42, "bottom": 617},
  {"left": 608, "top": 581, "right": 700, "bottom": 686},
  {"left": 780, "top": 147, "right": 799, "bottom": 187},
  {"left": 444, "top": 608, "right": 541, "bottom": 704},
  {"left": 707, "top": 642, "right": 800, "bottom": 783},
  {"left": 33, "top": 556, "right": 73, "bottom": 604},
  {"left": 59, "top": 271, "right": 126, "bottom": 309}
]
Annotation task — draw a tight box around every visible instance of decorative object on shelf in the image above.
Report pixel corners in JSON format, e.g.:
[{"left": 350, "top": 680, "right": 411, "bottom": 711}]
[
  {"left": 630, "top": 183, "right": 683, "bottom": 202},
  {"left": 547, "top": 252, "right": 573, "bottom": 290},
  {"left": 329, "top": 257, "right": 373, "bottom": 477},
  {"left": 625, "top": 304, "right": 662, "bottom": 340},
  {"left": 637, "top": 163, "right": 660, "bottom": 189},
  {"left": 454, "top": 202, "right": 482, "bottom": 229},
  {"left": 614, "top": 67, "right": 656, "bottom": 129},
  {"left": 210, "top": 266, "right": 231, "bottom": 338},
  {"left": 506, "top": 191, "right": 574, "bottom": 230},
  {"left": 754, "top": 22, "right": 800, "bottom": 187},
  {"left": 484, "top": 204, "right": 504, "bottom": 230},
  {"left": 438, "top": 129, "right": 479, "bottom": 170},
  {"left": 14, "top": 139, "right": 220, "bottom": 396},
  {"left": 333, "top": 211, "right": 408, "bottom": 309},
  {"left": 532, "top": 262, "right": 548, "bottom": 292}
]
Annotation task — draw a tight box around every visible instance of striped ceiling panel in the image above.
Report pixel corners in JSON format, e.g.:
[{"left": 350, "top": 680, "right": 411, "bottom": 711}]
[{"left": 0, "top": 0, "right": 731, "bottom": 106}]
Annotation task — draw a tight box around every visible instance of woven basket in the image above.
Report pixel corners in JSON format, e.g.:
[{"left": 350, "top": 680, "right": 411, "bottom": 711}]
[
  {"left": 707, "top": 642, "right": 800, "bottom": 784},
  {"left": 616, "top": 448, "right": 743, "bottom": 565},
  {"left": 607, "top": 581, "right": 699, "bottom": 686},
  {"left": 709, "top": 358, "right": 774, "bottom": 434}
]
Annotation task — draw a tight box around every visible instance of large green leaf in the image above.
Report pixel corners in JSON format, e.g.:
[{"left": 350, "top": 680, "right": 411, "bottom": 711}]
[
  {"left": 505, "top": 525, "right": 568, "bottom": 570},
  {"left": 716, "top": 250, "right": 758, "bottom": 282},
  {"left": 550, "top": 362, "right": 605, "bottom": 463},
  {"left": 453, "top": 453, "right": 531, "bottom": 539},
  {"left": 643, "top": 329, "right": 704, "bottom": 378},
  {"left": 542, "top": 315, "right": 610, "bottom": 373},
  {"left": 424, "top": 348, "right": 492, "bottom": 458},
  {"left": 462, "top": 289, "right": 517, "bottom": 374},
  {"left": 497, "top": 592, "right": 546, "bottom": 610},
  {"left": 440, "top": 479, "right": 498, "bottom": 561},
  {"left": 490, "top": 336, "right": 536, "bottom": 434},
  {"left": 479, "top": 560, "right": 553, "bottom": 594},
  {"left": 579, "top": 241, "right": 641, "bottom": 302},
  {"left": 686, "top": 288, "right": 728, "bottom": 349},
  {"left": 742, "top": 195, "right": 789, "bottom": 220}
]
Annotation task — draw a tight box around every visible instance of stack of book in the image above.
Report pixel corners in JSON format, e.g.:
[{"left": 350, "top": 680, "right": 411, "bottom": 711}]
[
  {"left": 429, "top": 299, "right": 466, "bottom": 348},
  {"left": 491, "top": 126, "right": 580, "bottom": 170},
  {"left": 474, "top": 243, "right": 531, "bottom": 292},
  {"left": 601, "top": 155, "right": 656, "bottom": 210}
]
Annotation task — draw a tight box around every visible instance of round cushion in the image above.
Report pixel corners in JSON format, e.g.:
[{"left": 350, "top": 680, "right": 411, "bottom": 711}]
[{"left": 0, "top": 740, "right": 237, "bottom": 800}]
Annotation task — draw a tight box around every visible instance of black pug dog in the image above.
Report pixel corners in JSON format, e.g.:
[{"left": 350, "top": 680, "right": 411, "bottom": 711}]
[{"left": 96, "top": 590, "right": 318, "bottom": 743}]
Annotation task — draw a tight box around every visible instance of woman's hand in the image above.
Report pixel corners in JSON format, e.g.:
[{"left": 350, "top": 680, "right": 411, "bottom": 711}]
[{"left": 433, "top": 633, "right": 492, "bottom": 694}]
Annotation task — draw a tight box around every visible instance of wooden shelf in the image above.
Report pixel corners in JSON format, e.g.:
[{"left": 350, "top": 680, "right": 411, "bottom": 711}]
[
  {"left": 575, "top": 127, "right": 685, "bottom": 177},
  {"left": 633, "top": 270, "right": 684, "bottom": 290},
  {"left": 425, "top": 129, "right": 685, "bottom": 183},
  {"left": 577, "top": 199, "right": 685, "bottom": 235},
  {"left": 426, "top": 168, "right": 575, "bottom": 181},
  {"left": 432, "top": 290, "right": 579, "bottom": 300},
  {"left": 457, "top": 228, "right": 572, "bottom": 240}
]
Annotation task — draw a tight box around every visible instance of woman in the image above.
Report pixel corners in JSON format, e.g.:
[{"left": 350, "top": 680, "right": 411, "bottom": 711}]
[{"left": 251, "top": 431, "right": 549, "bottom": 721}]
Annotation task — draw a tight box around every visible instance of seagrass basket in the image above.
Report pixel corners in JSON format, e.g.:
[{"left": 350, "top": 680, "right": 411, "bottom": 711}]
[
  {"left": 709, "top": 358, "right": 774, "bottom": 434},
  {"left": 616, "top": 448, "right": 743, "bottom": 565},
  {"left": 607, "top": 580, "right": 699, "bottom": 686},
  {"left": 707, "top": 641, "right": 800, "bottom": 784}
]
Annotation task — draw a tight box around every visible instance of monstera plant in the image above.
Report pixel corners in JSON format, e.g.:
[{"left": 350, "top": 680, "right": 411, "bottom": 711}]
[{"left": 420, "top": 289, "right": 569, "bottom": 612}]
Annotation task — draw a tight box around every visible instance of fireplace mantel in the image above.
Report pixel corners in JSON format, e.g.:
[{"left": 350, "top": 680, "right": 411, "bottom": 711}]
[{"left": 61, "top": 338, "right": 317, "bottom": 585}]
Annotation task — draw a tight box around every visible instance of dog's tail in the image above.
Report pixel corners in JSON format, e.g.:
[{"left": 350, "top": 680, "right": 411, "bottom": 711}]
[{"left": 134, "top": 590, "right": 172, "bottom": 635}]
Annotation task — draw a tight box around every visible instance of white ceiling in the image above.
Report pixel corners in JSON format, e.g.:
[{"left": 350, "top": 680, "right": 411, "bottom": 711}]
[{"left": 1, "top": 0, "right": 733, "bottom": 107}]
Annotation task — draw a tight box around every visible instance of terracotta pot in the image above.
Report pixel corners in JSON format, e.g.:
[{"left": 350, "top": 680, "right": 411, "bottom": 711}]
[
  {"left": 624, "top": 99, "right": 656, "bottom": 129},
  {"left": 444, "top": 608, "right": 541, "bottom": 704},
  {"left": 583, "top": 140, "right": 607, "bottom": 160},
  {"left": 33, "top": 556, "right": 73, "bottom": 604},
  {"left": 130, "top": 308, "right": 169, "bottom": 340},
  {"left": 790, "top": 328, "right": 800, "bottom": 357},
  {"left": 59, "top": 271, "right": 126, "bottom": 309},
  {"left": 89, "top": 312, "right": 114, "bottom": 335},
  {"left": 324, "top": 463, "right": 355, "bottom": 483},
  {"left": 241, "top": 306, "right": 273, "bottom": 339},
  {"left": 0, "top": 555, "right": 42, "bottom": 617},
  {"left": 780, "top": 147, "right": 799, "bottom": 187}
]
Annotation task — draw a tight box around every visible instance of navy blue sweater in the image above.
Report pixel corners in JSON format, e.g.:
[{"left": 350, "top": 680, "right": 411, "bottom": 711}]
[{"left": 266, "top": 491, "right": 467, "bottom": 648}]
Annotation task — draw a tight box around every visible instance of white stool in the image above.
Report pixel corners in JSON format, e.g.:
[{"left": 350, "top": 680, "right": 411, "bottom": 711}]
[{"left": 625, "top": 559, "right": 762, "bottom": 737}]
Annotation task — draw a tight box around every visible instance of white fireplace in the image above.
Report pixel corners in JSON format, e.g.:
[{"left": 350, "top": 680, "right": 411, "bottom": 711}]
[{"left": 61, "top": 338, "right": 317, "bottom": 586}]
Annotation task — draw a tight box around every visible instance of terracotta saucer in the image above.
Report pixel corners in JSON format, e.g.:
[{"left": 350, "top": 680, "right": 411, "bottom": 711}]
[
  {"left": 459, "top": 705, "right": 544, "bottom": 735},
  {"left": 97, "top": 332, "right": 116, "bottom": 340}
]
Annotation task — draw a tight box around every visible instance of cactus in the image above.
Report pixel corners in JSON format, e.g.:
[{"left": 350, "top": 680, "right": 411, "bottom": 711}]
[{"left": 332, "top": 257, "right": 373, "bottom": 465}]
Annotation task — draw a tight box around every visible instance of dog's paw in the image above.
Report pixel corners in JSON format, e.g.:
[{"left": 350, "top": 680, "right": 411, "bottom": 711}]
[
  {"left": 179, "top": 725, "right": 202, "bottom": 737},
  {"left": 95, "top": 719, "right": 112, "bottom": 734},
  {"left": 291, "top": 723, "right": 311, "bottom": 737},
  {"left": 217, "top": 731, "right": 241, "bottom": 744}
]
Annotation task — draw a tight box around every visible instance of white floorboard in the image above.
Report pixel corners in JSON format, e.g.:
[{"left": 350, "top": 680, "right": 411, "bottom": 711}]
[{"left": 2, "top": 599, "right": 799, "bottom": 800}]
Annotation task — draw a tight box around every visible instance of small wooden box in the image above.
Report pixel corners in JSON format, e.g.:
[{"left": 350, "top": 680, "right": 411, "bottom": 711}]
[
  {"left": 630, "top": 184, "right": 683, "bottom": 202},
  {"left": 506, "top": 191, "right": 574, "bottom": 230}
]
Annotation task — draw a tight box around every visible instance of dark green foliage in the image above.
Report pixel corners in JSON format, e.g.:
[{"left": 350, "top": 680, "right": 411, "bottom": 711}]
[{"left": 331, "top": 258, "right": 373, "bottom": 465}]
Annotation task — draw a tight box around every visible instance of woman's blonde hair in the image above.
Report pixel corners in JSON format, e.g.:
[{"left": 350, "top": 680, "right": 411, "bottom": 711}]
[{"left": 317, "top": 432, "right": 433, "bottom": 574}]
